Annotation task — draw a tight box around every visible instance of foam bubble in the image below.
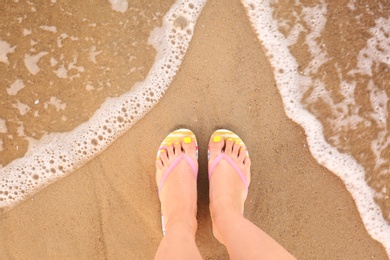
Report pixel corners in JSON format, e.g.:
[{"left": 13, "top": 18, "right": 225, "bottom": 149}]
[
  {"left": 351, "top": 17, "right": 390, "bottom": 77},
  {"left": 43, "top": 97, "right": 67, "bottom": 111},
  {"left": 108, "top": 0, "right": 128, "bottom": 13},
  {"left": 24, "top": 52, "right": 48, "bottom": 75},
  {"left": 347, "top": 0, "right": 357, "bottom": 11},
  {"left": 88, "top": 46, "right": 102, "bottom": 64},
  {"left": 0, "top": 119, "right": 7, "bottom": 134},
  {"left": 39, "top": 25, "right": 57, "bottom": 33},
  {"left": 0, "top": 39, "right": 15, "bottom": 65},
  {"left": 0, "top": 0, "right": 206, "bottom": 212},
  {"left": 7, "top": 79, "right": 25, "bottom": 96},
  {"left": 22, "top": 29, "right": 32, "bottom": 36},
  {"left": 12, "top": 101, "right": 31, "bottom": 116},
  {"left": 242, "top": 0, "right": 390, "bottom": 256}
]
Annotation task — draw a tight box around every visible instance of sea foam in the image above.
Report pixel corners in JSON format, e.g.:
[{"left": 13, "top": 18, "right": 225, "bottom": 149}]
[
  {"left": 0, "top": 0, "right": 206, "bottom": 209},
  {"left": 241, "top": 0, "right": 390, "bottom": 256},
  {"left": 0, "top": 39, "right": 16, "bottom": 65}
]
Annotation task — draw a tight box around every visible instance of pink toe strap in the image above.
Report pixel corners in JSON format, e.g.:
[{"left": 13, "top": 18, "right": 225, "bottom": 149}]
[
  {"left": 209, "top": 153, "right": 249, "bottom": 193},
  {"left": 158, "top": 154, "right": 197, "bottom": 196}
]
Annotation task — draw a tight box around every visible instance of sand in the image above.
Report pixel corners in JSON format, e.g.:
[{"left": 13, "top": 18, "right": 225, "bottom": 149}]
[{"left": 0, "top": 0, "right": 388, "bottom": 259}]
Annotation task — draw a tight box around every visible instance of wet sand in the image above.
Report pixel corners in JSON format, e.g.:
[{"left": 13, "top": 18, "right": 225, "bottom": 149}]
[{"left": 0, "top": 0, "right": 388, "bottom": 259}]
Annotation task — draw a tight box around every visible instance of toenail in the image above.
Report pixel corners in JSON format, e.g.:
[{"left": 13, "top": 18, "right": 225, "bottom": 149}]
[
  {"left": 175, "top": 141, "right": 180, "bottom": 145},
  {"left": 160, "top": 149, "right": 165, "bottom": 153},
  {"left": 235, "top": 141, "right": 240, "bottom": 144},
  {"left": 228, "top": 138, "right": 233, "bottom": 141},
  {"left": 240, "top": 147, "right": 245, "bottom": 151},
  {"left": 213, "top": 136, "right": 222, "bottom": 142},
  {"left": 183, "top": 137, "right": 192, "bottom": 144},
  {"left": 167, "top": 142, "right": 171, "bottom": 146}
]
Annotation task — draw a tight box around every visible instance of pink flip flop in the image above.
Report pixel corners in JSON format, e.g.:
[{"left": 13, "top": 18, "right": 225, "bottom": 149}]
[
  {"left": 208, "top": 129, "right": 250, "bottom": 193},
  {"left": 207, "top": 129, "right": 250, "bottom": 238},
  {"left": 156, "top": 128, "right": 198, "bottom": 235}
]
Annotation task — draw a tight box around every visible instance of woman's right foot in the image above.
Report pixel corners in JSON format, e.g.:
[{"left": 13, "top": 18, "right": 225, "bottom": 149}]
[
  {"left": 156, "top": 132, "right": 198, "bottom": 235},
  {"left": 208, "top": 131, "right": 251, "bottom": 243}
]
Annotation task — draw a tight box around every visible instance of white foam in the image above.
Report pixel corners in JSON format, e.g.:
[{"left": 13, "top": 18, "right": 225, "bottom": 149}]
[
  {"left": 0, "top": 0, "right": 206, "bottom": 212},
  {"left": 88, "top": 46, "right": 102, "bottom": 63},
  {"left": 347, "top": 0, "right": 357, "bottom": 11},
  {"left": 300, "top": 3, "right": 329, "bottom": 75},
  {"left": 16, "top": 122, "right": 26, "bottom": 137},
  {"left": 86, "top": 83, "right": 94, "bottom": 91},
  {"left": 0, "top": 39, "right": 16, "bottom": 65},
  {"left": 24, "top": 52, "right": 48, "bottom": 75},
  {"left": 108, "top": 0, "right": 128, "bottom": 13},
  {"left": 350, "top": 17, "right": 390, "bottom": 77},
  {"left": 53, "top": 65, "right": 68, "bottom": 78},
  {"left": 57, "top": 33, "right": 68, "bottom": 48},
  {"left": 53, "top": 55, "right": 85, "bottom": 80},
  {"left": 0, "top": 119, "right": 7, "bottom": 134},
  {"left": 368, "top": 79, "right": 388, "bottom": 129},
  {"left": 369, "top": 78, "right": 390, "bottom": 180},
  {"left": 30, "top": 39, "right": 37, "bottom": 46},
  {"left": 12, "top": 101, "right": 31, "bottom": 116},
  {"left": 50, "top": 57, "right": 58, "bottom": 67},
  {"left": 22, "top": 29, "right": 32, "bottom": 36},
  {"left": 242, "top": 0, "right": 390, "bottom": 256},
  {"left": 40, "top": 25, "right": 57, "bottom": 33},
  {"left": 44, "top": 97, "right": 67, "bottom": 111},
  {"left": 7, "top": 79, "right": 25, "bottom": 96}
]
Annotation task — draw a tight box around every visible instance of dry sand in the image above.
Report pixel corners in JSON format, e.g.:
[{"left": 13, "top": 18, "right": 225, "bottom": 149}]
[{"left": 0, "top": 0, "right": 388, "bottom": 259}]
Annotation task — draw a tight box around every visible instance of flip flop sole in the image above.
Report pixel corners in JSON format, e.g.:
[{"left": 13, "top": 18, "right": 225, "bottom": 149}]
[
  {"left": 157, "top": 128, "right": 198, "bottom": 159},
  {"left": 207, "top": 128, "right": 250, "bottom": 238},
  {"left": 156, "top": 128, "right": 198, "bottom": 236},
  {"left": 208, "top": 129, "right": 249, "bottom": 159}
]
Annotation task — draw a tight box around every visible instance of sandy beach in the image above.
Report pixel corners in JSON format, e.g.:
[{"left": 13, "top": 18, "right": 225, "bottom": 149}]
[{"left": 0, "top": 0, "right": 388, "bottom": 259}]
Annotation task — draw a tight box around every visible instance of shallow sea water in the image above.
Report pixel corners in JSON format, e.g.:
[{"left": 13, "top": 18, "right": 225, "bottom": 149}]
[
  {"left": 0, "top": 0, "right": 204, "bottom": 207},
  {"left": 0, "top": 0, "right": 389, "bottom": 256},
  {"left": 243, "top": 0, "right": 390, "bottom": 254},
  {"left": 0, "top": 0, "right": 173, "bottom": 166}
]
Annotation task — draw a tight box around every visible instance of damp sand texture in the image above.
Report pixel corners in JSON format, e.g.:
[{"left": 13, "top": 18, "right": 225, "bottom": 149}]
[{"left": 1, "top": 0, "right": 390, "bottom": 259}]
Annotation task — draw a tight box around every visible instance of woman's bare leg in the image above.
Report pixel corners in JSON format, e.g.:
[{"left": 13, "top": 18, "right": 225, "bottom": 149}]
[
  {"left": 155, "top": 136, "right": 202, "bottom": 260},
  {"left": 208, "top": 135, "right": 296, "bottom": 260}
]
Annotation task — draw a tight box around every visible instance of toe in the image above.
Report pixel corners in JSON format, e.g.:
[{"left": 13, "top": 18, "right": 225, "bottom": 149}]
[
  {"left": 182, "top": 136, "right": 197, "bottom": 158},
  {"left": 174, "top": 141, "right": 182, "bottom": 155},
  {"left": 244, "top": 156, "right": 251, "bottom": 167},
  {"left": 166, "top": 142, "right": 174, "bottom": 157},
  {"left": 156, "top": 156, "right": 164, "bottom": 169},
  {"left": 208, "top": 134, "right": 225, "bottom": 161},
  {"left": 159, "top": 149, "right": 169, "bottom": 165},
  {"left": 224, "top": 137, "right": 234, "bottom": 155},
  {"left": 238, "top": 147, "right": 246, "bottom": 162},
  {"left": 232, "top": 141, "right": 240, "bottom": 158}
]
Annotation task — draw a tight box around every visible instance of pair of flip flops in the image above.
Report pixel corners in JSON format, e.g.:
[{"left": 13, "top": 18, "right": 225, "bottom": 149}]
[{"left": 156, "top": 128, "right": 250, "bottom": 235}]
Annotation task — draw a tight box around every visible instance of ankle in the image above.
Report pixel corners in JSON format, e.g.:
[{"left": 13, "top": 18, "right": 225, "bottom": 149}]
[
  {"left": 209, "top": 205, "right": 245, "bottom": 245},
  {"left": 210, "top": 202, "right": 243, "bottom": 226},
  {"left": 165, "top": 214, "right": 198, "bottom": 237},
  {"left": 209, "top": 193, "right": 244, "bottom": 216}
]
